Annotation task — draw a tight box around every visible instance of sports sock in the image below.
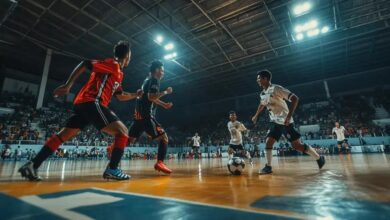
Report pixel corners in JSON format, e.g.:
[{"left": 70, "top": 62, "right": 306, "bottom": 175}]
[
  {"left": 157, "top": 139, "right": 168, "bottom": 161},
  {"left": 304, "top": 144, "right": 321, "bottom": 160},
  {"left": 108, "top": 134, "right": 128, "bottom": 169},
  {"left": 266, "top": 149, "right": 272, "bottom": 166},
  {"left": 32, "top": 134, "right": 63, "bottom": 169}
]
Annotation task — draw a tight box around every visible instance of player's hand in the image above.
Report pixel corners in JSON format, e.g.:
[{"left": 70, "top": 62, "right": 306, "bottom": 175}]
[
  {"left": 136, "top": 89, "right": 143, "bottom": 97},
  {"left": 251, "top": 116, "right": 258, "bottom": 124},
  {"left": 164, "top": 102, "right": 173, "bottom": 109},
  {"left": 165, "top": 87, "right": 173, "bottom": 94},
  {"left": 284, "top": 116, "right": 291, "bottom": 126},
  {"left": 53, "top": 84, "right": 71, "bottom": 97}
]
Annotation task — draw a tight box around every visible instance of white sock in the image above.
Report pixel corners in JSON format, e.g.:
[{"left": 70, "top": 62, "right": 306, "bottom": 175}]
[
  {"left": 266, "top": 149, "right": 272, "bottom": 166},
  {"left": 246, "top": 151, "right": 251, "bottom": 159},
  {"left": 305, "top": 145, "right": 320, "bottom": 160}
]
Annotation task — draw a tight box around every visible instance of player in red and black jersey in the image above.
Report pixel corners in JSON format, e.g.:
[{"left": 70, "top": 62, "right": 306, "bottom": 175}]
[
  {"left": 128, "top": 60, "right": 174, "bottom": 174},
  {"left": 19, "top": 41, "right": 142, "bottom": 181}
]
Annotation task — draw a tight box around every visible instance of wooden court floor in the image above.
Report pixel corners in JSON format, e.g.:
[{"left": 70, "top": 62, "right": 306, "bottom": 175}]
[{"left": 0, "top": 154, "right": 389, "bottom": 219}]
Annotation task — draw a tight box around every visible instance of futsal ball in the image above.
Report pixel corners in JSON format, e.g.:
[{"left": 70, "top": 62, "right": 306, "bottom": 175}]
[{"left": 227, "top": 157, "right": 245, "bottom": 175}]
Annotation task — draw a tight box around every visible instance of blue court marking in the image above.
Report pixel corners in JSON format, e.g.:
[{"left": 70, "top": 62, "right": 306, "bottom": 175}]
[
  {"left": 4, "top": 188, "right": 296, "bottom": 220},
  {"left": 251, "top": 196, "right": 390, "bottom": 220},
  {"left": 0, "top": 193, "right": 65, "bottom": 220}
]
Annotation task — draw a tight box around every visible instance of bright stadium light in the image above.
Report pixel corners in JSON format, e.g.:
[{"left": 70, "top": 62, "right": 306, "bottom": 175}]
[
  {"left": 293, "top": 2, "right": 312, "bottom": 16},
  {"left": 295, "top": 33, "right": 304, "bottom": 41},
  {"left": 155, "top": 35, "right": 164, "bottom": 44},
  {"left": 321, "top": 26, "right": 330, "bottom": 33},
  {"left": 294, "top": 19, "right": 318, "bottom": 33},
  {"left": 306, "top": 19, "right": 318, "bottom": 29},
  {"left": 307, "top": 28, "right": 320, "bottom": 37},
  {"left": 164, "top": 43, "right": 174, "bottom": 50},
  {"left": 164, "top": 52, "right": 177, "bottom": 60}
]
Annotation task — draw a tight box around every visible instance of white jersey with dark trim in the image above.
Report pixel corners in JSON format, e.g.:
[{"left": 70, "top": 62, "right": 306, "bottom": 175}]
[
  {"left": 228, "top": 120, "right": 246, "bottom": 145},
  {"left": 260, "top": 84, "right": 294, "bottom": 125},
  {"left": 332, "top": 126, "right": 346, "bottom": 141}
]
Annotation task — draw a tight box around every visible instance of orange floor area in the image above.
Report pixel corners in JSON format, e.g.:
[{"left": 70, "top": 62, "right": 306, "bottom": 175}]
[{"left": 0, "top": 154, "right": 389, "bottom": 219}]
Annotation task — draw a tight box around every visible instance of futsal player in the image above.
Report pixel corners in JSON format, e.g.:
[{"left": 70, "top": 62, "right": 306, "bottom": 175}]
[
  {"left": 227, "top": 111, "right": 253, "bottom": 163},
  {"left": 127, "top": 60, "right": 174, "bottom": 174},
  {"left": 332, "top": 121, "right": 349, "bottom": 153},
  {"left": 18, "top": 41, "right": 142, "bottom": 181},
  {"left": 251, "top": 70, "right": 325, "bottom": 174}
]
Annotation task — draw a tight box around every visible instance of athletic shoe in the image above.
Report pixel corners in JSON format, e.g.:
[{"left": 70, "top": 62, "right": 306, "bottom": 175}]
[
  {"left": 103, "top": 167, "right": 130, "bottom": 180},
  {"left": 18, "top": 161, "right": 42, "bottom": 181},
  {"left": 317, "top": 155, "right": 326, "bottom": 169},
  {"left": 259, "top": 164, "right": 273, "bottom": 175},
  {"left": 154, "top": 161, "right": 172, "bottom": 174}
]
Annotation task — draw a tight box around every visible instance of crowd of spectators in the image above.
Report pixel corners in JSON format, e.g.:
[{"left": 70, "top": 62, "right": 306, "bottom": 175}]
[{"left": 1, "top": 90, "right": 390, "bottom": 150}]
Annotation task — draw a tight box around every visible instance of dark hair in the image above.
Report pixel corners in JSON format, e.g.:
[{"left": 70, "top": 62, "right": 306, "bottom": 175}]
[
  {"left": 257, "top": 69, "right": 272, "bottom": 81},
  {"left": 150, "top": 60, "right": 164, "bottom": 73},
  {"left": 114, "top": 40, "right": 130, "bottom": 59},
  {"left": 229, "top": 111, "right": 236, "bottom": 115}
]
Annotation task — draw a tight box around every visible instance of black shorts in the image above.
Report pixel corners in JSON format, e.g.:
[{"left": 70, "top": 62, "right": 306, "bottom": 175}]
[
  {"left": 128, "top": 117, "right": 165, "bottom": 140},
  {"left": 229, "top": 144, "right": 244, "bottom": 152},
  {"left": 337, "top": 139, "right": 348, "bottom": 145},
  {"left": 266, "top": 122, "right": 301, "bottom": 142},
  {"left": 65, "top": 102, "right": 120, "bottom": 130}
]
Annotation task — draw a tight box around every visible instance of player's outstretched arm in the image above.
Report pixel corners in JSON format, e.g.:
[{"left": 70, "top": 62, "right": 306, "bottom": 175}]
[
  {"left": 116, "top": 89, "right": 143, "bottom": 101},
  {"left": 147, "top": 87, "right": 173, "bottom": 101},
  {"left": 153, "top": 99, "right": 173, "bottom": 110},
  {"left": 53, "top": 61, "right": 87, "bottom": 97},
  {"left": 251, "top": 104, "right": 265, "bottom": 124}
]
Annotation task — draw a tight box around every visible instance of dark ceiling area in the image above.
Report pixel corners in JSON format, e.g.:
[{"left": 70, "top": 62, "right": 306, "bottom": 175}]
[{"left": 1, "top": 0, "right": 390, "bottom": 105}]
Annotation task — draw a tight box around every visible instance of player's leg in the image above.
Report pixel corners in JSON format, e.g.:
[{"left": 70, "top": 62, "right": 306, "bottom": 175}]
[
  {"left": 259, "top": 123, "right": 281, "bottom": 174},
  {"left": 100, "top": 121, "right": 129, "bottom": 178},
  {"left": 228, "top": 145, "right": 235, "bottom": 159},
  {"left": 19, "top": 110, "right": 85, "bottom": 181},
  {"left": 83, "top": 103, "right": 129, "bottom": 180},
  {"left": 287, "top": 124, "right": 325, "bottom": 169},
  {"left": 145, "top": 118, "right": 172, "bottom": 174},
  {"left": 19, "top": 128, "right": 80, "bottom": 181},
  {"left": 337, "top": 142, "right": 342, "bottom": 154}
]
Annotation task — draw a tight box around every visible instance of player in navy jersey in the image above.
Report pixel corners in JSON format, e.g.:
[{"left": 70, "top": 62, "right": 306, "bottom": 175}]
[{"left": 128, "top": 60, "right": 174, "bottom": 174}]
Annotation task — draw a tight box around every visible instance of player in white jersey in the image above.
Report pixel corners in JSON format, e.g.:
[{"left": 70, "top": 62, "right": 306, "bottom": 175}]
[
  {"left": 191, "top": 133, "right": 201, "bottom": 159},
  {"left": 251, "top": 70, "right": 325, "bottom": 174},
  {"left": 332, "top": 121, "right": 349, "bottom": 153},
  {"left": 227, "top": 111, "right": 252, "bottom": 163}
]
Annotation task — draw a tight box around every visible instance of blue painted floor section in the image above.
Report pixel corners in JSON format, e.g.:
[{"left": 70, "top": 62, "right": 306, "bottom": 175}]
[
  {"left": 251, "top": 195, "right": 390, "bottom": 220},
  {"left": 2, "top": 188, "right": 295, "bottom": 220}
]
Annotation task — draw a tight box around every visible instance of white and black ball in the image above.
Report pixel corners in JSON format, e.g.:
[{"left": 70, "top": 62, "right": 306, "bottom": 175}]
[{"left": 227, "top": 157, "right": 245, "bottom": 175}]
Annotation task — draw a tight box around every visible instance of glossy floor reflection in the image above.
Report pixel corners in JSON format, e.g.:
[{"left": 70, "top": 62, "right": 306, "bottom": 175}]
[{"left": 0, "top": 154, "right": 389, "bottom": 219}]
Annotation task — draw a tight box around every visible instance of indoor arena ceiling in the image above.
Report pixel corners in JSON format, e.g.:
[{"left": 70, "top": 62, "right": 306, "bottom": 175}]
[{"left": 1, "top": 0, "right": 390, "bottom": 100}]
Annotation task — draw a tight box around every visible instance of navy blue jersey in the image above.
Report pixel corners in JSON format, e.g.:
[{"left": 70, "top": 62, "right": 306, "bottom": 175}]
[{"left": 134, "top": 76, "right": 160, "bottom": 119}]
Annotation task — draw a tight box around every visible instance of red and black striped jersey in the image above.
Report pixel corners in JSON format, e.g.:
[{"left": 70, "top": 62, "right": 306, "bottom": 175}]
[{"left": 73, "top": 58, "right": 123, "bottom": 107}]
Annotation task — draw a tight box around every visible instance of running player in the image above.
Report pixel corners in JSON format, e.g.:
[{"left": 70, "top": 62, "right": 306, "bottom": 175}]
[
  {"left": 127, "top": 60, "right": 173, "bottom": 174},
  {"left": 332, "top": 121, "right": 349, "bottom": 153},
  {"left": 18, "top": 41, "right": 142, "bottom": 181},
  {"left": 227, "top": 111, "right": 252, "bottom": 163},
  {"left": 251, "top": 70, "right": 325, "bottom": 174}
]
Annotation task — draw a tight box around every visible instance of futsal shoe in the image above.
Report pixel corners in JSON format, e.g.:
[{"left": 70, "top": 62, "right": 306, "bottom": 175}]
[
  {"left": 18, "top": 161, "right": 42, "bottom": 181},
  {"left": 317, "top": 155, "right": 326, "bottom": 169},
  {"left": 103, "top": 167, "right": 130, "bottom": 180},
  {"left": 259, "top": 164, "right": 273, "bottom": 175},
  {"left": 154, "top": 161, "right": 172, "bottom": 174}
]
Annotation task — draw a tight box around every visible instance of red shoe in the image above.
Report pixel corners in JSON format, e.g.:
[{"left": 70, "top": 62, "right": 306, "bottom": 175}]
[
  {"left": 154, "top": 161, "right": 172, "bottom": 174},
  {"left": 106, "top": 144, "right": 113, "bottom": 159}
]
